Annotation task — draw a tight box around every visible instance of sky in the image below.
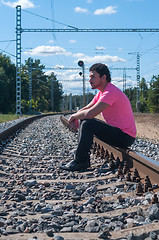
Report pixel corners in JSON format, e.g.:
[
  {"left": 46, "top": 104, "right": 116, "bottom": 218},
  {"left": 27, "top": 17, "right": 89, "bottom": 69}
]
[{"left": 0, "top": 0, "right": 159, "bottom": 96}]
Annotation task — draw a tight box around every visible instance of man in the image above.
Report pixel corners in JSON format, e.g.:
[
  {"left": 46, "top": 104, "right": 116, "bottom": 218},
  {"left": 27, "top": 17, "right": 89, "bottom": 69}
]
[{"left": 60, "top": 63, "right": 136, "bottom": 172}]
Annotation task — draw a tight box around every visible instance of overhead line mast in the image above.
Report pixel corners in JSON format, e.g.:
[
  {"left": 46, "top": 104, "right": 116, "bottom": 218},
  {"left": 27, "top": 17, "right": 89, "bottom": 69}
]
[{"left": 16, "top": 5, "right": 159, "bottom": 115}]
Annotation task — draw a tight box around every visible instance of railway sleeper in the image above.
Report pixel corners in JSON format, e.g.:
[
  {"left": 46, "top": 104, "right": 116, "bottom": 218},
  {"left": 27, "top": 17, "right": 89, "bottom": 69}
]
[{"left": 0, "top": 115, "right": 158, "bottom": 240}]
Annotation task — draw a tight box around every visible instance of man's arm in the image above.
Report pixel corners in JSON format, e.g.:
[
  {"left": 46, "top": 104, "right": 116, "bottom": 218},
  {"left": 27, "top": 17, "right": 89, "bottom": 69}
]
[
  {"left": 68, "top": 101, "right": 109, "bottom": 124},
  {"left": 77, "top": 100, "right": 95, "bottom": 112}
]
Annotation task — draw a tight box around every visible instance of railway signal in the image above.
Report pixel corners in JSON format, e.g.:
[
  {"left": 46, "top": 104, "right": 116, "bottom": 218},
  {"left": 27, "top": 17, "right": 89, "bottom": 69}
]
[{"left": 78, "top": 60, "right": 86, "bottom": 107}]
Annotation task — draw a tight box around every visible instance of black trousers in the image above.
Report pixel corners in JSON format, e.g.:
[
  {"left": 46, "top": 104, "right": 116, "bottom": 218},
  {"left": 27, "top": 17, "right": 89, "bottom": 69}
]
[{"left": 75, "top": 118, "right": 135, "bottom": 161}]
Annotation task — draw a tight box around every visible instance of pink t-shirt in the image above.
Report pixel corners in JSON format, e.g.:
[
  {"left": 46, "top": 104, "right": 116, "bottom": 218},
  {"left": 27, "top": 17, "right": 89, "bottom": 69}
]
[{"left": 92, "top": 82, "right": 137, "bottom": 138}]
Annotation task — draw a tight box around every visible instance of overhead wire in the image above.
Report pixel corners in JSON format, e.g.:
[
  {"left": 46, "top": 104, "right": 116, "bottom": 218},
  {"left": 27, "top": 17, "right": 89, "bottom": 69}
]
[
  {"left": 22, "top": 9, "right": 78, "bottom": 30},
  {"left": 22, "top": 5, "right": 159, "bottom": 92},
  {"left": 0, "top": 48, "right": 16, "bottom": 58},
  {"left": 0, "top": 40, "right": 16, "bottom": 43},
  {"left": 49, "top": 0, "right": 67, "bottom": 67},
  {"left": 0, "top": 40, "right": 16, "bottom": 58}
]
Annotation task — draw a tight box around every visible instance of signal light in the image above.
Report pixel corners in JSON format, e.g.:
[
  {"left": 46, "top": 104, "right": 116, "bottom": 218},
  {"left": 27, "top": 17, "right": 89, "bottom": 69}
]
[{"left": 78, "top": 60, "right": 84, "bottom": 67}]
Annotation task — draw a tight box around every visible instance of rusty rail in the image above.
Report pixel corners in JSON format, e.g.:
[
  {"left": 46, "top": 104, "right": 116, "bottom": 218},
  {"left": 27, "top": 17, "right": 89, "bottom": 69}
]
[
  {"left": 60, "top": 115, "right": 159, "bottom": 186},
  {"left": 0, "top": 114, "right": 159, "bottom": 239},
  {"left": 0, "top": 113, "right": 72, "bottom": 146}
]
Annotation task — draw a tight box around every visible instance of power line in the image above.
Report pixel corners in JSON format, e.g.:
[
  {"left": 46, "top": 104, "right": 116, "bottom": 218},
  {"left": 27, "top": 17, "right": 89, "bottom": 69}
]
[
  {"left": 0, "top": 40, "right": 16, "bottom": 43},
  {"left": 142, "top": 43, "right": 159, "bottom": 56},
  {"left": 0, "top": 40, "right": 16, "bottom": 58},
  {"left": 59, "top": 79, "right": 83, "bottom": 82},
  {"left": 22, "top": 9, "right": 78, "bottom": 30},
  {"left": 0, "top": 48, "right": 16, "bottom": 58},
  {"left": 16, "top": 5, "right": 159, "bottom": 115}
]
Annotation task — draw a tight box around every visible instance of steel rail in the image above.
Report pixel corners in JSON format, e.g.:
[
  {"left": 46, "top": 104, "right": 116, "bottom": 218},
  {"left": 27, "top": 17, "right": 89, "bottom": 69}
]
[
  {"left": 0, "top": 114, "right": 159, "bottom": 239},
  {"left": 0, "top": 114, "right": 52, "bottom": 145},
  {"left": 1, "top": 114, "right": 159, "bottom": 185},
  {"left": 0, "top": 113, "right": 70, "bottom": 146},
  {"left": 60, "top": 115, "right": 159, "bottom": 186}
]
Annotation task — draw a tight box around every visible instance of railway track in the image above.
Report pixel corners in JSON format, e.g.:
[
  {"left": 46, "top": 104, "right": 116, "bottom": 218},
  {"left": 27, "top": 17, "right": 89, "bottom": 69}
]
[{"left": 0, "top": 114, "right": 159, "bottom": 240}]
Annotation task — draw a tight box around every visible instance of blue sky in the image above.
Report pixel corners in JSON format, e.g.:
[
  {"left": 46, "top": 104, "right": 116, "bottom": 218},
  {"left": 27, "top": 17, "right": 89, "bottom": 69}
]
[{"left": 0, "top": 0, "right": 159, "bottom": 95}]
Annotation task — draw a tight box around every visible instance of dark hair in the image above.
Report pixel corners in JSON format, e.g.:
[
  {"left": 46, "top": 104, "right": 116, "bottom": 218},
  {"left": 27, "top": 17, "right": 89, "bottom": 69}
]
[{"left": 89, "top": 63, "right": 111, "bottom": 82}]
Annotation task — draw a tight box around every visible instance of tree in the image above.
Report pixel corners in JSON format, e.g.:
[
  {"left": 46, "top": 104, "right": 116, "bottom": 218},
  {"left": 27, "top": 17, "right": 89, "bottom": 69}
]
[
  {"left": 47, "top": 72, "right": 63, "bottom": 112},
  {"left": 139, "top": 77, "right": 149, "bottom": 112},
  {"left": 124, "top": 87, "right": 137, "bottom": 112},
  {"left": 0, "top": 53, "right": 16, "bottom": 113},
  {"left": 21, "top": 58, "right": 63, "bottom": 113},
  {"left": 148, "top": 75, "right": 159, "bottom": 113}
]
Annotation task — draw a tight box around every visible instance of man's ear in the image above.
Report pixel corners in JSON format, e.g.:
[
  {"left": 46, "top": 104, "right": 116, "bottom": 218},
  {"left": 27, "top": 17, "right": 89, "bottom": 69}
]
[{"left": 102, "top": 74, "right": 107, "bottom": 81}]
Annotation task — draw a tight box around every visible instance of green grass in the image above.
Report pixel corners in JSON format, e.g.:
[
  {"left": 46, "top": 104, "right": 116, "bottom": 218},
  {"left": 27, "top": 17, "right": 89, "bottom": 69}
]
[{"left": 0, "top": 114, "right": 21, "bottom": 124}]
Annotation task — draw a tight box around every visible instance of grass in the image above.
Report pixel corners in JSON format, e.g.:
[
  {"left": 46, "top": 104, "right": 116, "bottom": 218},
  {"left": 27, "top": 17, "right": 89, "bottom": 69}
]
[
  {"left": 0, "top": 114, "right": 22, "bottom": 124},
  {"left": 0, "top": 112, "right": 55, "bottom": 124}
]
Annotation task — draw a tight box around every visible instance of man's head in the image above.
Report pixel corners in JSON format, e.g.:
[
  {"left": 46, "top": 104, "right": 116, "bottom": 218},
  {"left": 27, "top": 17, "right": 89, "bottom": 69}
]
[{"left": 89, "top": 63, "right": 111, "bottom": 83}]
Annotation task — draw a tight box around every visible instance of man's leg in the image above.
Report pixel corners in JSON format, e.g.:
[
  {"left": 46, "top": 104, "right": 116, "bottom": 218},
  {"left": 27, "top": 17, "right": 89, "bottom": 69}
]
[
  {"left": 60, "top": 119, "right": 93, "bottom": 171},
  {"left": 76, "top": 118, "right": 135, "bottom": 159},
  {"left": 60, "top": 118, "right": 135, "bottom": 171},
  {"left": 81, "top": 118, "right": 135, "bottom": 148}
]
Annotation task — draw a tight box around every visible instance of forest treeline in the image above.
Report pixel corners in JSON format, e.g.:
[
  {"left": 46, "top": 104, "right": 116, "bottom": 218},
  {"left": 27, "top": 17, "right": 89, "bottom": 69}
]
[{"left": 0, "top": 53, "right": 159, "bottom": 114}]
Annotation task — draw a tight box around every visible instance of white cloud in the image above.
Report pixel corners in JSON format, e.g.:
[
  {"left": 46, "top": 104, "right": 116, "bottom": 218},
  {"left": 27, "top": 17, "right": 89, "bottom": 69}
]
[
  {"left": 45, "top": 68, "right": 85, "bottom": 94},
  {"left": 112, "top": 77, "right": 123, "bottom": 89},
  {"left": 24, "top": 45, "right": 72, "bottom": 56},
  {"left": 94, "top": 6, "right": 117, "bottom": 15},
  {"left": 24, "top": 44, "right": 125, "bottom": 69},
  {"left": 74, "top": 6, "right": 88, "bottom": 13},
  {"left": 45, "top": 61, "right": 128, "bottom": 94},
  {"left": 1, "top": 0, "right": 35, "bottom": 9},
  {"left": 45, "top": 69, "right": 80, "bottom": 80},
  {"left": 96, "top": 46, "right": 106, "bottom": 50},
  {"left": 74, "top": 54, "right": 126, "bottom": 64},
  {"left": 73, "top": 53, "right": 85, "bottom": 58},
  {"left": 48, "top": 40, "right": 54, "bottom": 44},
  {"left": 69, "top": 40, "right": 77, "bottom": 44},
  {"left": 44, "top": 65, "right": 65, "bottom": 74},
  {"left": 112, "top": 76, "right": 136, "bottom": 90}
]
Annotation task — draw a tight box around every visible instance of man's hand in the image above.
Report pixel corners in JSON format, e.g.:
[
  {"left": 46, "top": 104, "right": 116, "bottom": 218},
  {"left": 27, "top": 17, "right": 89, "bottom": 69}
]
[{"left": 69, "top": 119, "right": 79, "bottom": 131}]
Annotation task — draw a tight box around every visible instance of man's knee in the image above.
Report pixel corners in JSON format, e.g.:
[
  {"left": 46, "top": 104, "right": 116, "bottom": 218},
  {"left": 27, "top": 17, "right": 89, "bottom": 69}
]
[{"left": 80, "top": 119, "right": 94, "bottom": 129}]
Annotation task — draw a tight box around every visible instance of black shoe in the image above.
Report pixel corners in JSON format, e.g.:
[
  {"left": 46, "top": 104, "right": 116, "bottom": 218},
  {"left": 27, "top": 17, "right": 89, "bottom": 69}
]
[{"left": 60, "top": 160, "right": 90, "bottom": 171}]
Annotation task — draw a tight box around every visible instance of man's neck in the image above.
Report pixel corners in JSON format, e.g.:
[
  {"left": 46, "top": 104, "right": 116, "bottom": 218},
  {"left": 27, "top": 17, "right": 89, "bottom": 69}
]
[{"left": 99, "top": 81, "right": 109, "bottom": 93}]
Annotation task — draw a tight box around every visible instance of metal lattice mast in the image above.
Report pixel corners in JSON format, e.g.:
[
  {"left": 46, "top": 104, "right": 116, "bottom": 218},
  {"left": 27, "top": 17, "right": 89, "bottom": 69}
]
[
  {"left": 28, "top": 58, "right": 32, "bottom": 112},
  {"left": 51, "top": 77, "right": 54, "bottom": 112},
  {"left": 136, "top": 52, "right": 141, "bottom": 112},
  {"left": 15, "top": 4, "right": 159, "bottom": 114},
  {"left": 69, "top": 93, "right": 72, "bottom": 111},
  {"left": 22, "top": 28, "right": 159, "bottom": 33},
  {"left": 123, "top": 68, "right": 126, "bottom": 92},
  {"left": 136, "top": 52, "right": 140, "bottom": 102},
  {"left": 16, "top": 5, "right": 22, "bottom": 115},
  {"left": 129, "top": 52, "right": 141, "bottom": 111},
  {"left": 82, "top": 65, "right": 86, "bottom": 107}
]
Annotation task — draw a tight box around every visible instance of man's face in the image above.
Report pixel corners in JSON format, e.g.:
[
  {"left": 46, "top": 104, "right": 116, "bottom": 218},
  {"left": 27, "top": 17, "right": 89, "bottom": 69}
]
[{"left": 89, "top": 70, "right": 103, "bottom": 89}]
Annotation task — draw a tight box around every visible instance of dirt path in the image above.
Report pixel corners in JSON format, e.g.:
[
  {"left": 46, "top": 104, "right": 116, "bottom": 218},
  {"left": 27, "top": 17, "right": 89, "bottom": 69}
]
[
  {"left": 134, "top": 113, "right": 159, "bottom": 142},
  {"left": 97, "top": 113, "right": 159, "bottom": 143}
]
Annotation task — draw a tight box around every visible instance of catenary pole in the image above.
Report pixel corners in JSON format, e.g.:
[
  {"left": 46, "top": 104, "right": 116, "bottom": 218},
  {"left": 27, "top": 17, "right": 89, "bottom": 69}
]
[{"left": 16, "top": 5, "right": 159, "bottom": 114}]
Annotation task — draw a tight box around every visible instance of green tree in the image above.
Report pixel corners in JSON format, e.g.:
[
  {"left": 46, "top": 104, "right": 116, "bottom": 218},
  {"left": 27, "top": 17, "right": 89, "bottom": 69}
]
[
  {"left": 139, "top": 77, "right": 149, "bottom": 112},
  {"left": 0, "top": 53, "right": 16, "bottom": 113},
  {"left": 22, "top": 58, "right": 47, "bottom": 103},
  {"left": 124, "top": 87, "right": 137, "bottom": 112},
  {"left": 148, "top": 75, "right": 159, "bottom": 113},
  {"left": 21, "top": 58, "right": 63, "bottom": 113},
  {"left": 47, "top": 72, "right": 63, "bottom": 112},
  {"left": 22, "top": 58, "right": 50, "bottom": 113}
]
